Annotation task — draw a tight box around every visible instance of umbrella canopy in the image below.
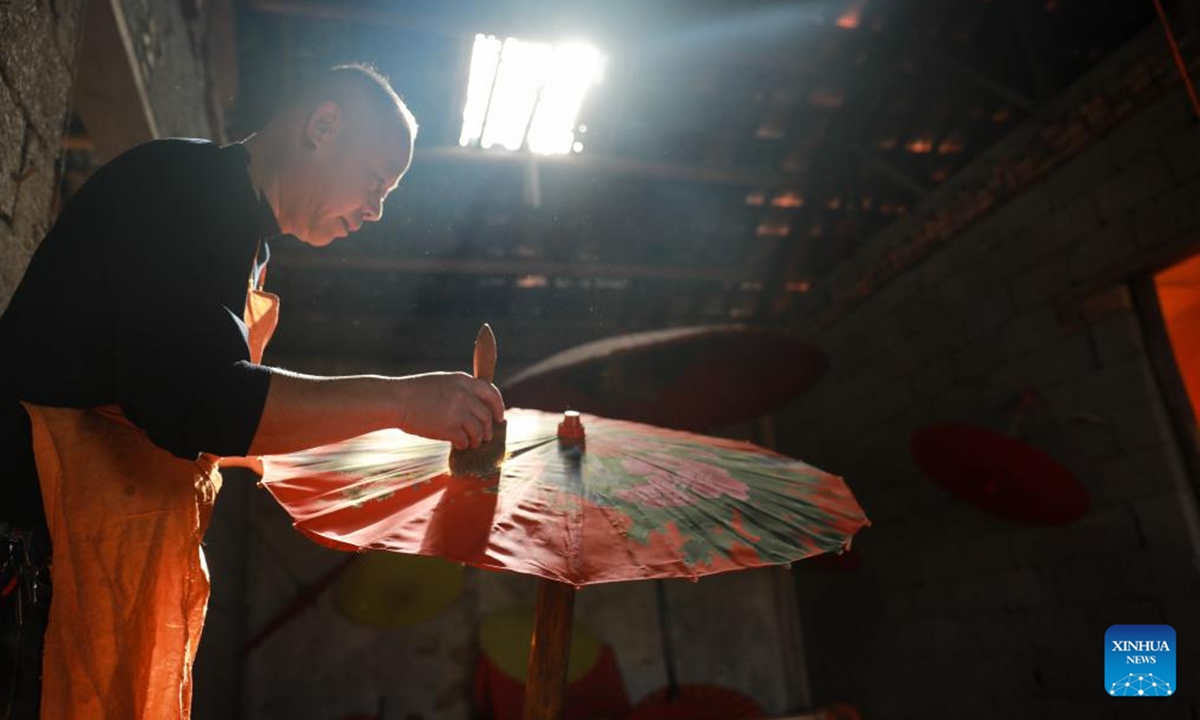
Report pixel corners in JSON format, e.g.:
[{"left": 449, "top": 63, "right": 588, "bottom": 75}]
[
  {"left": 501, "top": 325, "right": 827, "bottom": 431},
  {"left": 260, "top": 408, "right": 868, "bottom": 587}
]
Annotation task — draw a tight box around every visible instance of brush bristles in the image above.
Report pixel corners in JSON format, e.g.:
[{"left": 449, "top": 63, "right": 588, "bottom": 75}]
[{"left": 448, "top": 420, "right": 507, "bottom": 476}]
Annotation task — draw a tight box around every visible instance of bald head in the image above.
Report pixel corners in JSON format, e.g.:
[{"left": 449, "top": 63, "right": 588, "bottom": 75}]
[
  {"left": 286, "top": 65, "right": 417, "bottom": 154},
  {"left": 278, "top": 64, "right": 417, "bottom": 177},
  {"left": 250, "top": 64, "right": 418, "bottom": 247}
]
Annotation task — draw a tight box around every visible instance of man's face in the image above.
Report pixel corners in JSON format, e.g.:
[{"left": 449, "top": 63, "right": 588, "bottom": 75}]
[{"left": 291, "top": 102, "right": 411, "bottom": 247}]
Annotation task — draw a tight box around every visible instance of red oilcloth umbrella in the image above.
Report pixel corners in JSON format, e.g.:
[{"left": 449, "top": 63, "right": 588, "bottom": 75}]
[
  {"left": 261, "top": 408, "right": 867, "bottom": 585},
  {"left": 259, "top": 326, "right": 866, "bottom": 719},
  {"left": 261, "top": 409, "right": 867, "bottom": 719},
  {"left": 910, "top": 423, "right": 1089, "bottom": 525},
  {"left": 501, "top": 325, "right": 827, "bottom": 431}
]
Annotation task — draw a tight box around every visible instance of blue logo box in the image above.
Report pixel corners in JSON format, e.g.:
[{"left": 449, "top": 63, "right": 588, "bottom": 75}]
[{"left": 1105, "top": 625, "right": 1176, "bottom": 697}]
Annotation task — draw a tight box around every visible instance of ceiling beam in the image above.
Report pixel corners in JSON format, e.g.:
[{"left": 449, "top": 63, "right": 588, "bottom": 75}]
[
  {"left": 417, "top": 146, "right": 793, "bottom": 187},
  {"left": 246, "top": 0, "right": 830, "bottom": 74},
  {"left": 922, "top": 47, "right": 1042, "bottom": 119},
  {"left": 849, "top": 143, "right": 929, "bottom": 198},
  {"left": 274, "top": 252, "right": 758, "bottom": 283}
]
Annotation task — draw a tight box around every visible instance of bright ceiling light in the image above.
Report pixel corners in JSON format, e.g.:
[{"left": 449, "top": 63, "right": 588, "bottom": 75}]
[
  {"left": 458, "top": 35, "right": 502, "bottom": 148},
  {"left": 460, "top": 34, "right": 605, "bottom": 155},
  {"left": 481, "top": 37, "right": 551, "bottom": 150}
]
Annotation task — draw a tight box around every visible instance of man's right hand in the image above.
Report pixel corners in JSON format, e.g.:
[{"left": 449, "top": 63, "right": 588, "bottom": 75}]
[{"left": 393, "top": 372, "right": 505, "bottom": 450}]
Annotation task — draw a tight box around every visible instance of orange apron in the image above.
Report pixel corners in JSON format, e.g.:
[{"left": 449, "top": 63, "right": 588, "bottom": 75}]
[{"left": 23, "top": 275, "right": 279, "bottom": 720}]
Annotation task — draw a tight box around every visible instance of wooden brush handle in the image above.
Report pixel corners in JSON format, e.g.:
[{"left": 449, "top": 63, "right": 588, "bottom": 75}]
[
  {"left": 451, "top": 323, "right": 506, "bottom": 476},
  {"left": 474, "top": 323, "right": 497, "bottom": 382}
]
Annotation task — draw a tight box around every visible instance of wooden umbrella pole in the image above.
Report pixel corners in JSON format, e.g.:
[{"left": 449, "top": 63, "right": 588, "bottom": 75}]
[
  {"left": 485, "top": 322, "right": 575, "bottom": 719},
  {"left": 523, "top": 578, "right": 577, "bottom": 720}
]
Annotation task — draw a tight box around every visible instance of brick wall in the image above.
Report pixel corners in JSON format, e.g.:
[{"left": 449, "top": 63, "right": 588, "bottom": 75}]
[{"left": 781, "top": 24, "right": 1200, "bottom": 720}]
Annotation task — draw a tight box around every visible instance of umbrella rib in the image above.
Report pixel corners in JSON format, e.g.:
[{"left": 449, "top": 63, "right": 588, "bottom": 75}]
[
  {"left": 776, "top": 498, "right": 868, "bottom": 555},
  {"left": 581, "top": 451, "right": 673, "bottom": 579},
  {"left": 715, "top": 470, "right": 868, "bottom": 530},
  {"left": 599, "top": 482, "right": 676, "bottom": 580},
  {"left": 739, "top": 501, "right": 850, "bottom": 561},
  {"left": 567, "top": 496, "right": 585, "bottom": 584},
  {"left": 504, "top": 436, "right": 559, "bottom": 460},
  {"left": 292, "top": 462, "right": 446, "bottom": 507}
]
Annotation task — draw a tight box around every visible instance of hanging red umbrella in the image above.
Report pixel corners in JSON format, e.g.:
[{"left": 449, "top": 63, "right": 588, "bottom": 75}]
[
  {"left": 259, "top": 326, "right": 867, "bottom": 719},
  {"left": 627, "top": 684, "right": 764, "bottom": 720},
  {"left": 501, "top": 324, "right": 827, "bottom": 431},
  {"left": 910, "top": 423, "right": 1088, "bottom": 525}
]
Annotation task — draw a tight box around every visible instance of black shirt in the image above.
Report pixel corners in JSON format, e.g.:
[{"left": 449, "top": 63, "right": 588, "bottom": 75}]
[{"left": 0, "top": 139, "right": 279, "bottom": 528}]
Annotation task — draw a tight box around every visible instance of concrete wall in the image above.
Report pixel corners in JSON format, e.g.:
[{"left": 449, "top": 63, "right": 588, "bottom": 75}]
[
  {"left": 118, "top": 0, "right": 214, "bottom": 141},
  {"left": 0, "top": 0, "right": 215, "bottom": 311},
  {"left": 780, "top": 23, "right": 1200, "bottom": 720},
  {"left": 0, "top": 0, "right": 84, "bottom": 312}
]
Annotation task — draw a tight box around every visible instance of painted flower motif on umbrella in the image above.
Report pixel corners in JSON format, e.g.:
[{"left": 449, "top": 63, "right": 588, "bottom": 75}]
[{"left": 615, "top": 455, "right": 748, "bottom": 509}]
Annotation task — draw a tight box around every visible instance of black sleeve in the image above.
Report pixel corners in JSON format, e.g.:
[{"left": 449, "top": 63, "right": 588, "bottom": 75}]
[{"left": 99, "top": 142, "right": 274, "bottom": 459}]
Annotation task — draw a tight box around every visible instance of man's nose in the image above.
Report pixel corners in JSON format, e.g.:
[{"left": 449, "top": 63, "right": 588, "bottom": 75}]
[{"left": 363, "top": 196, "right": 384, "bottom": 222}]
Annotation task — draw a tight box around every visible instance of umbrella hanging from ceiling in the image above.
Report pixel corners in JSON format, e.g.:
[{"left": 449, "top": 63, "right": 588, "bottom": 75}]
[{"left": 501, "top": 324, "right": 828, "bottom": 431}]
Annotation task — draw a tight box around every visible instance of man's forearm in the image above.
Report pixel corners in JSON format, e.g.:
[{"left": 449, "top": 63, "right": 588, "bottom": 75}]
[
  {"left": 246, "top": 369, "right": 505, "bottom": 456},
  {"left": 247, "top": 371, "right": 401, "bottom": 455}
]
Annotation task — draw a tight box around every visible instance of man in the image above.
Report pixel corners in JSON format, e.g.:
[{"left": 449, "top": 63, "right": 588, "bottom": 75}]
[{"left": 0, "top": 64, "right": 503, "bottom": 719}]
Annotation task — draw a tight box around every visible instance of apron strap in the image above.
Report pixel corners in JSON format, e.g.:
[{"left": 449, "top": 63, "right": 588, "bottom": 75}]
[{"left": 250, "top": 239, "right": 269, "bottom": 292}]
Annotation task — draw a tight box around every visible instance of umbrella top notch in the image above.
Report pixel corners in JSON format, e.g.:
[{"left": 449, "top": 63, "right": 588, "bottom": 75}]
[{"left": 557, "top": 411, "right": 586, "bottom": 446}]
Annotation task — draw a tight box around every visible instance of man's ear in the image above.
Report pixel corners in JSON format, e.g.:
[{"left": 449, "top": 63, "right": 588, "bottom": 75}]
[{"left": 303, "top": 101, "right": 343, "bottom": 149}]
